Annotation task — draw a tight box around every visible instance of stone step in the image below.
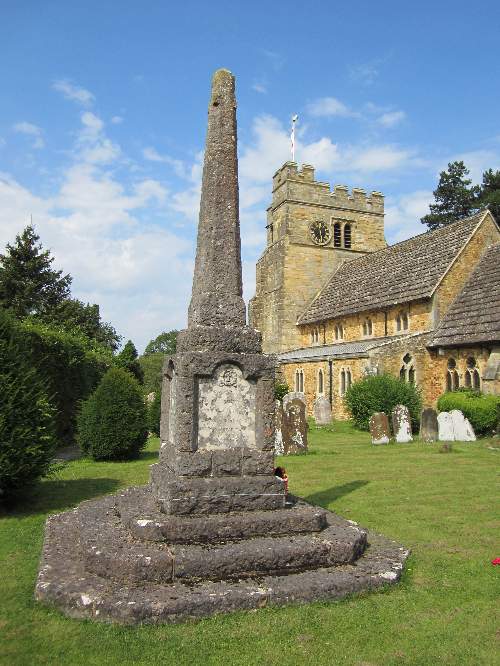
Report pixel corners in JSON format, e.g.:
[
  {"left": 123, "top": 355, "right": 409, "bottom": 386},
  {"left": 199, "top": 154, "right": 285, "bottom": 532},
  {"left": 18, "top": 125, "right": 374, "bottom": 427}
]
[
  {"left": 118, "top": 486, "right": 328, "bottom": 544},
  {"left": 77, "top": 495, "right": 367, "bottom": 585},
  {"left": 36, "top": 502, "right": 410, "bottom": 625}
]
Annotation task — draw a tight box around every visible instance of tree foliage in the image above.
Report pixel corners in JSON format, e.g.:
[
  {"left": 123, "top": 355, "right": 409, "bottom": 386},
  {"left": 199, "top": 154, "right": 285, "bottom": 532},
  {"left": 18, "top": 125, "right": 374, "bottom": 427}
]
[
  {"left": 139, "top": 352, "right": 164, "bottom": 395},
  {"left": 344, "top": 374, "right": 422, "bottom": 431},
  {"left": 0, "top": 310, "right": 57, "bottom": 500},
  {"left": 421, "top": 161, "right": 500, "bottom": 229},
  {"left": 0, "top": 225, "right": 72, "bottom": 317},
  {"left": 437, "top": 390, "right": 499, "bottom": 436},
  {"left": 147, "top": 390, "right": 162, "bottom": 436},
  {"left": 143, "top": 330, "right": 178, "bottom": 356},
  {"left": 117, "top": 340, "right": 144, "bottom": 384},
  {"left": 77, "top": 367, "right": 147, "bottom": 461}
]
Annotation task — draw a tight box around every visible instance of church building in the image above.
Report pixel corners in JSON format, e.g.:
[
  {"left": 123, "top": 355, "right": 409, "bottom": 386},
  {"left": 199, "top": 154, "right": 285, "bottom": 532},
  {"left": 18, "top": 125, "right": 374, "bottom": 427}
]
[{"left": 249, "top": 162, "right": 500, "bottom": 418}]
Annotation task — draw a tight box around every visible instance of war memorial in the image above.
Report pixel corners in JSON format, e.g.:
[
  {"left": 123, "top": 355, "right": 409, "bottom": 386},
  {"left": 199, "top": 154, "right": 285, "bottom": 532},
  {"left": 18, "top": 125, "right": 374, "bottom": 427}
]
[{"left": 35, "top": 70, "right": 409, "bottom": 624}]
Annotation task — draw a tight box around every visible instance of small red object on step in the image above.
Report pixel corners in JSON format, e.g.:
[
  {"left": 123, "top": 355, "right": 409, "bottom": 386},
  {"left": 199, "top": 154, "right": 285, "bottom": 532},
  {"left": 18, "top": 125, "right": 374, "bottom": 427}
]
[{"left": 492, "top": 558, "right": 500, "bottom": 565}]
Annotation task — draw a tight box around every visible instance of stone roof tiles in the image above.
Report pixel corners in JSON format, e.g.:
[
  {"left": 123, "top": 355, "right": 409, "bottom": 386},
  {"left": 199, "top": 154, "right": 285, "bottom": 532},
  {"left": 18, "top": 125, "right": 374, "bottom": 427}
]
[
  {"left": 428, "top": 243, "right": 500, "bottom": 348},
  {"left": 278, "top": 335, "right": 406, "bottom": 362},
  {"left": 299, "top": 211, "right": 488, "bottom": 325}
]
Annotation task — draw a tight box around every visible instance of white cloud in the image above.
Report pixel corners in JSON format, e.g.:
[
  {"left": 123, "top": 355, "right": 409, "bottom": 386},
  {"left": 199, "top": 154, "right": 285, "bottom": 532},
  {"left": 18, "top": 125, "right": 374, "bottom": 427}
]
[
  {"left": 446, "top": 149, "right": 500, "bottom": 184},
  {"left": 13, "top": 121, "right": 45, "bottom": 149},
  {"left": 111, "top": 116, "right": 123, "bottom": 124},
  {"left": 306, "top": 97, "right": 357, "bottom": 118},
  {"left": 346, "top": 145, "right": 416, "bottom": 173},
  {"left": 349, "top": 61, "right": 380, "bottom": 85},
  {"left": 252, "top": 82, "right": 267, "bottom": 94},
  {"left": 76, "top": 112, "right": 121, "bottom": 164},
  {"left": 385, "top": 190, "right": 433, "bottom": 243},
  {"left": 52, "top": 79, "right": 95, "bottom": 106},
  {"left": 377, "top": 110, "right": 406, "bottom": 128}
]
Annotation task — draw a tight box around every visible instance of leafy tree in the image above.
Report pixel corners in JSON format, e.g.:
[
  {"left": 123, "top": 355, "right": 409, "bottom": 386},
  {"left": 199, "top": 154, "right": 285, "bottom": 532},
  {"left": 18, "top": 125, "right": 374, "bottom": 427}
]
[
  {"left": 117, "top": 340, "right": 144, "bottom": 384},
  {"left": 0, "top": 225, "right": 72, "bottom": 317},
  {"left": 479, "top": 168, "right": 500, "bottom": 222},
  {"left": 421, "top": 161, "right": 480, "bottom": 230},
  {"left": 139, "top": 352, "right": 164, "bottom": 395},
  {"left": 77, "top": 367, "right": 147, "bottom": 460},
  {"left": 0, "top": 309, "right": 57, "bottom": 500},
  {"left": 40, "top": 298, "right": 122, "bottom": 351},
  {"left": 144, "top": 330, "right": 178, "bottom": 356}
]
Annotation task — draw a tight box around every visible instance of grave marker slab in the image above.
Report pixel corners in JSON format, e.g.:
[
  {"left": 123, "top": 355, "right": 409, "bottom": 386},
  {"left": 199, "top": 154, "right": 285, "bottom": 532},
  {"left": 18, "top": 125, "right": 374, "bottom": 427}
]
[
  {"left": 370, "top": 412, "right": 390, "bottom": 445},
  {"left": 438, "top": 411, "right": 455, "bottom": 441},
  {"left": 313, "top": 396, "right": 332, "bottom": 426},
  {"left": 282, "top": 398, "right": 308, "bottom": 454},
  {"left": 391, "top": 404, "right": 413, "bottom": 443},
  {"left": 420, "top": 408, "right": 438, "bottom": 442}
]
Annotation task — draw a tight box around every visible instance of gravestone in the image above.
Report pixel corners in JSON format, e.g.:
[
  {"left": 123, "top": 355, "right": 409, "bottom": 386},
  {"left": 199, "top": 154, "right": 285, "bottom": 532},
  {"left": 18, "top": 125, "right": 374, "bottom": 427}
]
[
  {"left": 36, "top": 69, "right": 408, "bottom": 625},
  {"left": 391, "top": 404, "right": 413, "bottom": 443},
  {"left": 420, "top": 408, "right": 438, "bottom": 442},
  {"left": 282, "top": 398, "right": 308, "bottom": 454},
  {"left": 450, "top": 409, "right": 476, "bottom": 442},
  {"left": 313, "top": 396, "right": 332, "bottom": 426},
  {"left": 370, "top": 412, "right": 391, "bottom": 445},
  {"left": 283, "top": 391, "right": 306, "bottom": 412},
  {"left": 274, "top": 399, "right": 284, "bottom": 455},
  {"left": 438, "top": 411, "right": 455, "bottom": 441}
]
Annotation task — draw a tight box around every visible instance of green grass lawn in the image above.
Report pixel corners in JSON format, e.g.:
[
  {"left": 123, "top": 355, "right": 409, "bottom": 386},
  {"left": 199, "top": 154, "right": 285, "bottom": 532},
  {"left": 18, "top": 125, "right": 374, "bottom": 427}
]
[{"left": 1, "top": 423, "right": 499, "bottom": 666}]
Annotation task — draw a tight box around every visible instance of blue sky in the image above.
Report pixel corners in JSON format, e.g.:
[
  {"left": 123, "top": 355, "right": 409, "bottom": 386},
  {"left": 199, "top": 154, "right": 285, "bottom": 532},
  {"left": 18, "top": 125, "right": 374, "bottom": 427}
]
[{"left": 1, "top": 1, "right": 499, "bottom": 350}]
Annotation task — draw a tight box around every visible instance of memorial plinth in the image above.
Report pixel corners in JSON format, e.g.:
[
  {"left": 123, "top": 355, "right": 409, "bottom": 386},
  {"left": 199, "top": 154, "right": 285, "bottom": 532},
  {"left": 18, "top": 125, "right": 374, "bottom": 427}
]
[{"left": 35, "top": 69, "right": 408, "bottom": 624}]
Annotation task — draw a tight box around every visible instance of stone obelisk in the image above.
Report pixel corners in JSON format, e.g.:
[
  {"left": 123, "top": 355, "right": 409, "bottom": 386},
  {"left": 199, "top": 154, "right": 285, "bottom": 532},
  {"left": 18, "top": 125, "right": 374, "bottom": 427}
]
[{"left": 150, "top": 69, "right": 283, "bottom": 515}]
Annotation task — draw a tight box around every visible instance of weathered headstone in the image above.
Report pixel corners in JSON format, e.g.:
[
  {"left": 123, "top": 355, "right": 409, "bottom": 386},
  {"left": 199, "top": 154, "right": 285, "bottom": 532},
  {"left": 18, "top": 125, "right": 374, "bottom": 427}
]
[
  {"left": 274, "top": 399, "right": 284, "bottom": 455},
  {"left": 282, "top": 398, "right": 308, "bottom": 454},
  {"left": 370, "top": 412, "right": 391, "bottom": 445},
  {"left": 450, "top": 409, "right": 476, "bottom": 442},
  {"left": 313, "top": 396, "right": 332, "bottom": 426},
  {"left": 438, "top": 411, "right": 455, "bottom": 441},
  {"left": 283, "top": 391, "right": 306, "bottom": 412},
  {"left": 35, "top": 69, "right": 408, "bottom": 625},
  {"left": 420, "top": 408, "right": 438, "bottom": 442},
  {"left": 391, "top": 404, "right": 413, "bottom": 443}
]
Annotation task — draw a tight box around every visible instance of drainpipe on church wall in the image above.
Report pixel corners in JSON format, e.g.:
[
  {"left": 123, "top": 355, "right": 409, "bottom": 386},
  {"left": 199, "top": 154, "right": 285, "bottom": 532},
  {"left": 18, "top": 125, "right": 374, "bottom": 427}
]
[{"left": 328, "top": 358, "right": 333, "bottom": 408}]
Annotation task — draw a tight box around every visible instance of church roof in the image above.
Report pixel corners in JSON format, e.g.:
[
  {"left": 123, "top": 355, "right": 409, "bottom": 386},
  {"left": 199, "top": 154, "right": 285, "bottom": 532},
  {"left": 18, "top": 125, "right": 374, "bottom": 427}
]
[
  {"left": 278, "top": 334, "right": 408, "bottom": 362},
  {"left": 298, "top": 211, "right": 489, "bottom": 325},
  {"left": 428, "top": 243, "right": 500, "bottom": 348}
]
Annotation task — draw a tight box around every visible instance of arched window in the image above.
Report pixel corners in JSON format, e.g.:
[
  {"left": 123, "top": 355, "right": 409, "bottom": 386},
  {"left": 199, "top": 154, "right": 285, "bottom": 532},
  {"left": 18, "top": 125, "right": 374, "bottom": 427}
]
[
  {"left": 335, "top": 323, "right": 344, "bottom": 340},
  {"left": 333, "top": 222, "right": 341, "bottom": 247},
  {"left": 340, "top": 368, "right": 352, "bottom": 396},
  {"left": 346, "top": 368, "right": 352, "bottom": 391},
  {"left": 446, "top": 358, "right": 459, "bottom": 391},
  {"left": 362, "top": 318, "right": 373, "bottom": 337},
  {"left": 344, "top": 224, "right": 352, "bottom": 248},
  {"left": 465, "top": 357, "right": 481, "bottom": 390},
  {"left": 318, "top": 369, "right": 324, "bottom": 395},
  {"left": 340, "top": 369, "right": 346, "bottom": 396},
  {"left": 396, "top": 311, "right": 409, "bottom": 332},
  {"left": 311, "top": 328, "right": 320, "bottom": 344},
  {"left": 295, "top": 369, "right": 304, "bottom": 392},
  {"left": 400, "top": 353, "right": 415, "bottom": 383}
]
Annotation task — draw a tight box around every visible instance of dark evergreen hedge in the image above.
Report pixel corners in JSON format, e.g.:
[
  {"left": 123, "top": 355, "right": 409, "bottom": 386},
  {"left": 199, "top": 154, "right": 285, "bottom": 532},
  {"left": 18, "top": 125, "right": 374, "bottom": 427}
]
[
  {"left": 19, "top": 321, "right": 111, "bottom": 446},
  {"left": 345, "top": 374, "right": 422, "bottom": 431},
  {"left": 77, "top": 367, "right": 148, "bottom": 460},
  {"left": 0, "top": 310, "right": 57, "bottom": 500}
]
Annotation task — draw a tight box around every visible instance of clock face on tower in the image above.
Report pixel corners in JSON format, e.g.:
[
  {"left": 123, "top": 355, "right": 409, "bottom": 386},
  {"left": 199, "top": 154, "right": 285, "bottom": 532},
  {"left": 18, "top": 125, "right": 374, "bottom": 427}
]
[{"left": 309, "top": 220, "right": 331, "bottom": 245}]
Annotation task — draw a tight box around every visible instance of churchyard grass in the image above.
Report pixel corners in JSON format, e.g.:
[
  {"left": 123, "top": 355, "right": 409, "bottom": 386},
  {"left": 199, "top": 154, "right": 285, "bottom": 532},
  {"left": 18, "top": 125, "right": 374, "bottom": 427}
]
[{"left": 0, "top": 423, "right": 498, "bottom": 666}]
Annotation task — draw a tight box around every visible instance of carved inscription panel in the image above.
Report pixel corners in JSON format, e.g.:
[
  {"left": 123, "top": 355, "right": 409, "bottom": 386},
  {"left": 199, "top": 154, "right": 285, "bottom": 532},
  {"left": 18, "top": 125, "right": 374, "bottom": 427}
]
[{"left": 197, "top": 363, "right": 256, "bottom": 449}]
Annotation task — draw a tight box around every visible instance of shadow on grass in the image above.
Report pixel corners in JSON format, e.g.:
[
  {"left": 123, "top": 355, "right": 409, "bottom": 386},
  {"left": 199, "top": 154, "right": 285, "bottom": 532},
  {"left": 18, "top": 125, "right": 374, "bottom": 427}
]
[
  {"left": 304, "top": 480, "right": 369, "bottom": 508},
  {"left": 3, "top": 477, "right": 121, "bottom": 516}
]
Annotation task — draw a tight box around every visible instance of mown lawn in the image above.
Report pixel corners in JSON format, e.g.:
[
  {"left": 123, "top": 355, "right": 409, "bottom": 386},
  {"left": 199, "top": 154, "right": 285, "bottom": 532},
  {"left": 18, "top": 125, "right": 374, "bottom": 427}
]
[{"left": 0, "top": 423, "right": 499, "bottom": 666}]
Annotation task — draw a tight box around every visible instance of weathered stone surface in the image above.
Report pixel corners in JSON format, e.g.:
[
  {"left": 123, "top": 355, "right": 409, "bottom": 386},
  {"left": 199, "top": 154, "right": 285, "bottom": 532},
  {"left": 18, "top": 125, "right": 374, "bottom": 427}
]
[
  {"left": 313, "top": 396, "right": 332, "bottom": 426},
  {"left": 283, "top": 392, "right": 306, "bottom": 412},
  {"left": 450, "top": 409, "right": 476, "bottom": 441},
  {"left": 35, "top": 498, "right": 410, "bottom": 625},
  {"left": 282, "top": 398, "right": 308, "bottom": 454},
  {"left": 275, "top": 400, "right": 284, "bottom": 455},
  {"left": 391, "top": 404, "right": 413, "bottom": 443},
  {"left": 370, "top": 412, "right": 390, "bottom": 445},
  {"left": 438, "top": 411, "right": 455, "bottom": 441},
  {"left": 420, "top": 408, "right": 438, "bottom": 442}
]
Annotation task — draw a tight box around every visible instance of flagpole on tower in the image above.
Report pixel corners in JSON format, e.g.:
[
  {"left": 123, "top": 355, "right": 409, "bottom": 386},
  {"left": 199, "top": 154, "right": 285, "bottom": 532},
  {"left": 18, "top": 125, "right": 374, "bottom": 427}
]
[{"left": 291, "top": 114, "right": 298, "bottom": 162}]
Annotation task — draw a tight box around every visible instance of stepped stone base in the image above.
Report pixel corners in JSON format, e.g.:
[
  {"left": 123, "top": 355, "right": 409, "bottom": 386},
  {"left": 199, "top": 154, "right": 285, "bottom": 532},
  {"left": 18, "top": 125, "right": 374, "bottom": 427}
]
[{"left": 35, "top": 486, "right": 409, "bottom": 625}]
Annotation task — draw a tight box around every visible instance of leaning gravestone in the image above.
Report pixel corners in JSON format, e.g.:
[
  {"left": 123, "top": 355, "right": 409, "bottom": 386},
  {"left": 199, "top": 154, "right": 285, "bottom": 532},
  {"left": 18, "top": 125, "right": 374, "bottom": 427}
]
[
  {"left": 35, "top": 69, "right": 408, "bottom": 625},
  {"left": 450, "top": 409, "right": 476, "bottom": 442},
  {"left": 370, "top": 412, "right": 391, "bottom": 445},
  {"left": 313, "top": 396, "right": 332, "bottom": 426},
  {"left": 420, "top": 408, "right": 438, "bottom": 442},
  {"left": 391, "top": 404, "right": 413, "bottom": 443},
  {"left": 282, "top": 398, "right": 308, "bottom": 454},
  {"left": 274, "top": 399, "right": 284, "bottom": 455},
  {"left": 438, "top": 411, "right": 455, "bottom": 441}
]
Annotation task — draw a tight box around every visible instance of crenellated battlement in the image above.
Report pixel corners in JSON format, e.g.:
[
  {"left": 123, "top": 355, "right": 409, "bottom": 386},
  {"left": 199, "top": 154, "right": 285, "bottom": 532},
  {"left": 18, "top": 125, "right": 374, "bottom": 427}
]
[{"left": 272, "top": 161, "right": 384, "bottom": 214}]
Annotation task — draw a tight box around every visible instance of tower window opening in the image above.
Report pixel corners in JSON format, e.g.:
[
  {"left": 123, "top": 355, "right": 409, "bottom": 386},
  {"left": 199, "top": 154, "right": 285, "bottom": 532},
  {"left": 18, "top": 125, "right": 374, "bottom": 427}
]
[
  {"left": 344, "top": 224, "right": 352, "bottom": 248},
  {"left": 333, "top": 223, "right": 341, "bottom": 247}
]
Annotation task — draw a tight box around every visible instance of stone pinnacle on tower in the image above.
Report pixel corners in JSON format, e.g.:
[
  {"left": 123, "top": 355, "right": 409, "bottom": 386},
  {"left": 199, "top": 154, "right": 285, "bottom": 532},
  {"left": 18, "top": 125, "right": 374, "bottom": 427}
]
[{"left": 188, "top": 68, "right": 246, "bottom": 329}]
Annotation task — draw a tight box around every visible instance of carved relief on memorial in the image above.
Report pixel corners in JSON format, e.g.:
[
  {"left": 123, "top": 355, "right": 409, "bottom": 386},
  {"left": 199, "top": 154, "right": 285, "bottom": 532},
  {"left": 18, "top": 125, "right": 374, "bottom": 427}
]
[{"left": 196, "top": 363, "right": 257, "bottom": 450}]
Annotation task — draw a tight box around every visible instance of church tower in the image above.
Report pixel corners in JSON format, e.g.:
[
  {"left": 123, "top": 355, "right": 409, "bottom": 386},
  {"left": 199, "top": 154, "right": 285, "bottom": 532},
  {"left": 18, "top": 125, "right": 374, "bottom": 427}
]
[{"left": 249, "top": 162, "right": 386, "bottom": 353}]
